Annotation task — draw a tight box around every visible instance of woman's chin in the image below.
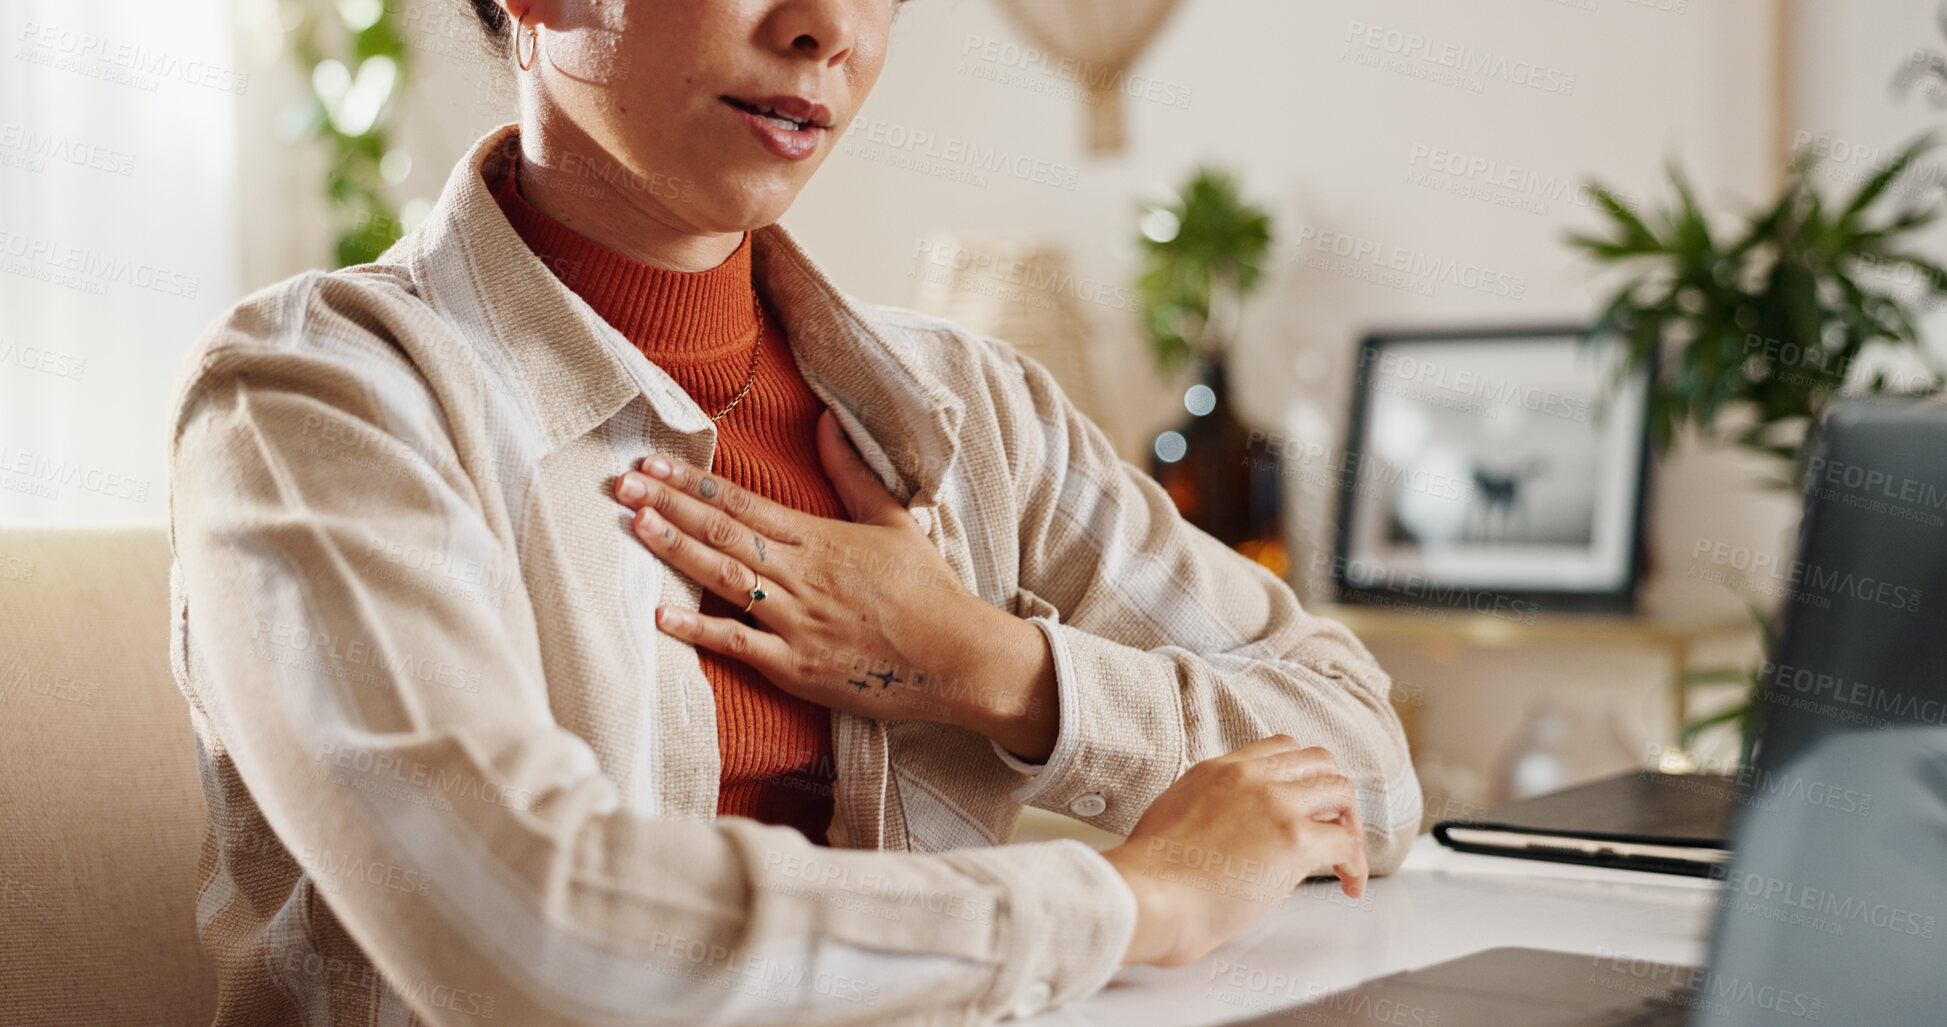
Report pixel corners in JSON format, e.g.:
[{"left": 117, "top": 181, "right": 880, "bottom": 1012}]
[{"left": 690, "top": 180, "right": 803, "bottom": 232}]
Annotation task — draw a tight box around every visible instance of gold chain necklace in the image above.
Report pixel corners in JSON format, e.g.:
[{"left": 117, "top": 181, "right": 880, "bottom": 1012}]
[{"left": 708, "top": 289, "right": 765, "bottom": 423}]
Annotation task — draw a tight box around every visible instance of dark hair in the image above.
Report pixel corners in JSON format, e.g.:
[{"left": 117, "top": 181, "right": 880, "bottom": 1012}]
[
  {"left": 468, "top": 0, "right": 512, "bottom": 56},
  {"left": 465, "top": 0, "right": 909, "bottom": 57}
]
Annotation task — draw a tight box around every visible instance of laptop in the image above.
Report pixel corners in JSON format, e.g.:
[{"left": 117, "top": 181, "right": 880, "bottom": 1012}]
[{"left": 1231, "top": 399, "right": 1947, "bottom": 1026}]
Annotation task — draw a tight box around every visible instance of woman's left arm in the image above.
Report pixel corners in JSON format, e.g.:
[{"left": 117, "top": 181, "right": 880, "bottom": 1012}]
[{"left": 987, "top": 341, "right": 1424, "bottom": 875}]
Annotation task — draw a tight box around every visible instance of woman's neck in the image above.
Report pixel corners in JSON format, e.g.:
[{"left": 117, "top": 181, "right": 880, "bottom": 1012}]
[{"left": 514, "top": 110, "right": 744, "bottom": 273}]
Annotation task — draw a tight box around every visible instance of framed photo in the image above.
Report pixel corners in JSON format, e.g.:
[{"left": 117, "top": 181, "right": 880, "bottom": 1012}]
[{"left": 1331, "top": 325, "right": 1653, "bottom": 615}]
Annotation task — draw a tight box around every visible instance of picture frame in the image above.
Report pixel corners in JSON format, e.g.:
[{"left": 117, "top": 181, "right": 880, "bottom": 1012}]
[{"left": 1330, "top": 325, "right": 1654, "bottom": 616}]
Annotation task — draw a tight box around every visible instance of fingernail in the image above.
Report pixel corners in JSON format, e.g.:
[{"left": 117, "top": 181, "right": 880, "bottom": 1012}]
[
  {"left": 660, "top": 607, "right": 687, "bottom": 629},
  {"left": 618, "top": 473, "right": 646, "bottom": 503},
  {"left": 645, "top": 457, "right": 672, "bottom": 479},
  {"left": 638, "top": 506, "right": 660, "bottom": 531}
]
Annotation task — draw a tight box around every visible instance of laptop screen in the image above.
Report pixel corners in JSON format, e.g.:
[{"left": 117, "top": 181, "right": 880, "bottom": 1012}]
[{"left": 1696, "top": 400, "right": 1947, "bottom": 1026}]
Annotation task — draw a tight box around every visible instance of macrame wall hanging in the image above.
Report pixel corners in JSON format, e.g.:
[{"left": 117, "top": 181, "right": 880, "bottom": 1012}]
[{"left": 988, "top": 0, "right": 1188, "bottom": 156}]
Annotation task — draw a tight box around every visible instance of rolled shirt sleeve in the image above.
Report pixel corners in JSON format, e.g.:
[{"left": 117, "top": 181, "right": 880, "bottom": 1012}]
[
  {"left": 167, "top": 285, "right": 1135, "bottom": 1026},
  {"left": 986, "top": 340, "right": 1424, "bottom": 874}
]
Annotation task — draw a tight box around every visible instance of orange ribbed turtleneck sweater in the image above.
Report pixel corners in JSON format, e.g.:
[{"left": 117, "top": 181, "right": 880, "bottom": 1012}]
[{"left": 490, "top": 157, "right": 841, "bottom": 846}]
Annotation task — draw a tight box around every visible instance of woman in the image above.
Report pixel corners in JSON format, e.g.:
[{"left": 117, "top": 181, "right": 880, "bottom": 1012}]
[{"left": 166, "top": 0, "right": 1422, "bottom": 1023}]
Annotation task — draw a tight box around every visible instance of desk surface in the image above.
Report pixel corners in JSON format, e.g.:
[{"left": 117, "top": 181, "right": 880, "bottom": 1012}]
[{"left": 1032, "top": 834, "right": 1721, "bottom": 1026}]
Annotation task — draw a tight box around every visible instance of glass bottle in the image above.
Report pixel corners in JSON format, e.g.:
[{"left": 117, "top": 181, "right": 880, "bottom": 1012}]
[{"left": 1148, "top": 357, "right": 1288, "bottom": 577}]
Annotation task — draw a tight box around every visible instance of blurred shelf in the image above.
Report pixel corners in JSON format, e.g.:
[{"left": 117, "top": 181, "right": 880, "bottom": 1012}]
[
  {"left": 1311, "top": 602, "right": 1752, "bottom": 650},
  {"left": 1311, "top": 600, "right": 1760, "bottom": 761}
]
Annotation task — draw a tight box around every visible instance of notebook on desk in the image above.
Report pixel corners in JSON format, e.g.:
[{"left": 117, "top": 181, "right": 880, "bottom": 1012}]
[{"left": 1431, "top": 770, "right": 1737, "bottom": 877}]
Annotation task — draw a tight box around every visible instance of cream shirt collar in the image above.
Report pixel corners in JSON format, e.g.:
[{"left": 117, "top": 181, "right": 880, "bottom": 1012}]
[{"left": 392, "top": 123, "right": 966, "bottom": 508}]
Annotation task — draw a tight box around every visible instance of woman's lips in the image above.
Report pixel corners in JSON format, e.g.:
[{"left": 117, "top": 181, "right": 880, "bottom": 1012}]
[{"left": 720, "top": 96, "right": 824, "bottom": 161}]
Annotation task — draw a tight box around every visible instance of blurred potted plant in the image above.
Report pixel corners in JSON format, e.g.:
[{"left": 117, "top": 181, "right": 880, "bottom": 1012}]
[
  {"left": 283, "top": 0, "right": 414, "bottom": 267},
  {"left": 1134, "top": 167, "right": 1272, "bottom": 374},
  {"left": 1133, "top": 168, "right": 1285, "bottom": 573},
  {"left": 1568, "top": 138, "right": 1947, "bottom": 766}
]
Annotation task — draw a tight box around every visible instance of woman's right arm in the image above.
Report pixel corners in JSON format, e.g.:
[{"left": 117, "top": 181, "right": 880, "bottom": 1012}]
[{"left": 165, "top": 286, "right": 1142, "bottom": 1026}]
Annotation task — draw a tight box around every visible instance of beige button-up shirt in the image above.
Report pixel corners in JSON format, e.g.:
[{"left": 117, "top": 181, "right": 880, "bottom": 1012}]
[{"left": 167, "top": 124, "right": 1421, "bottom": 1026}]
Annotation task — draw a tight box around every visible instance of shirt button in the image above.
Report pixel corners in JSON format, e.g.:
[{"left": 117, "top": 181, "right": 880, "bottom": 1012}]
[
  {"left": 1068, "top": 793, "right": 1107, "bottom": 818},
  {"left": 1012, "top": 978, "right": 1054, "bottom": 1019}
]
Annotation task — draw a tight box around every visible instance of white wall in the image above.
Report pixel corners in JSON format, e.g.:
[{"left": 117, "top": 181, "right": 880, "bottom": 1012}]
[{"left": 0, "top": 0, "right": 239, "bottom": 521}]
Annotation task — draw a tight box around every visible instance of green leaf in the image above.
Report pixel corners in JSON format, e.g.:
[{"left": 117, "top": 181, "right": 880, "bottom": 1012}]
[
  {"left": 1680, "top": 703, "right": 1752, "bottom": 747},
  {"left": 1838, "top": 134, "right": 1934, "bottom": 227},
  {"left": 1680, "top": 667, "right": 1756, "bottom": 686}
]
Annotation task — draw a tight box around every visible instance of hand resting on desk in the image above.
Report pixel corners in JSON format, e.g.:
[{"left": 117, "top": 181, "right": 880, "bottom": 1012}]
[{"left": 1101, "top": 734, "right": 1368, "bottom": 968}]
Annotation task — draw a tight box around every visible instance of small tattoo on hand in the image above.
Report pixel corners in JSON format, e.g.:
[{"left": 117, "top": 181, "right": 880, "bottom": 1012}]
[
  {"left": 753, "top": 536, "right": 767, "bottom": 562},
  {"left": 867, "top": 668, "right": 902, "bottom": 690},
  {"left": 662, "top": 526, "right": 674, "bottom": 541},
  {"left": 698, "top": 477, "right": 718, "bottom": 499},
  {"left": 849, "top": 678, "right": 872, "bottom": 693}
]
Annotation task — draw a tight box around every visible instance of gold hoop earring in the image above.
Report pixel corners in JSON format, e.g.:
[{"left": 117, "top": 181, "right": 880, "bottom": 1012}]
[{"left": 515, "top": 12, "right": 539, "bottom": 71}]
